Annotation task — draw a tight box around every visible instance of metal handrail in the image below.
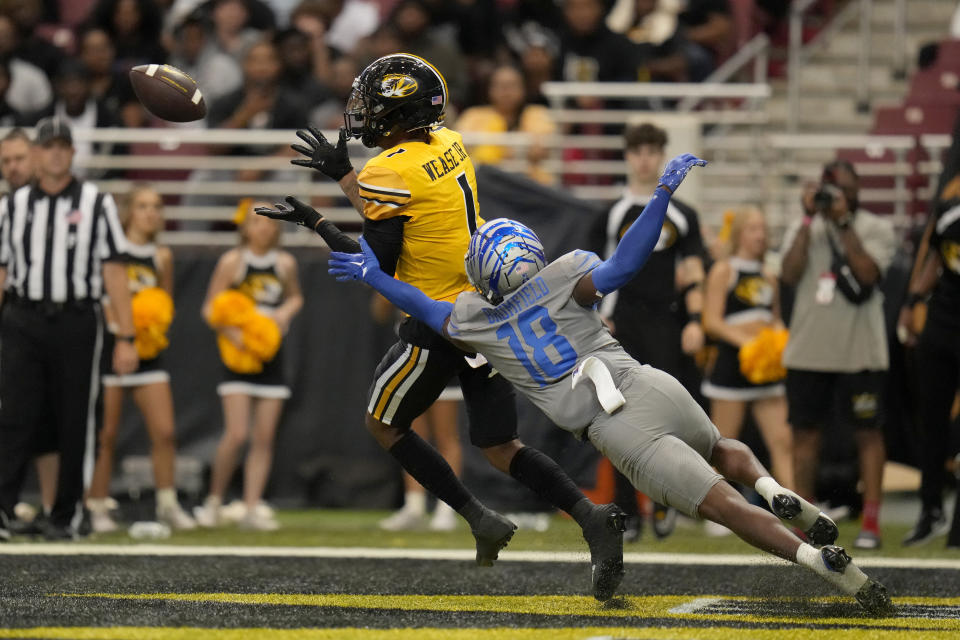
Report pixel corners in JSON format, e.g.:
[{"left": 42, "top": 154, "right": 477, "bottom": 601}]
[
  {"left": 678, "top": 33, "right": 771, "bottom": 111},
  {"left": 540, "top": 82, "right": 770, "bottom": 101}
]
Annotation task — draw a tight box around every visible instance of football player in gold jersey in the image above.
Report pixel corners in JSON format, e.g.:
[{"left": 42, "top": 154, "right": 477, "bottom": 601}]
[{"left": 257, "top": 53, "right": 627, "bottom": 600}]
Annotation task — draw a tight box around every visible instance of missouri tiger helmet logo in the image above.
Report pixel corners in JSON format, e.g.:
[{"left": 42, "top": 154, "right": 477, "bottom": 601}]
[{"left": 379, "top": 74, "right": 418, "bottom": 98}]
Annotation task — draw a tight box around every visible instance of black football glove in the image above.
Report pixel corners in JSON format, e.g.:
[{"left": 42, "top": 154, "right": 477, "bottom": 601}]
[
  {"left": 290, "top": 125, "right": 353, "bottom": 181},
  {"left": 254, "top": 196, "right": 322, "bottom": 229}
]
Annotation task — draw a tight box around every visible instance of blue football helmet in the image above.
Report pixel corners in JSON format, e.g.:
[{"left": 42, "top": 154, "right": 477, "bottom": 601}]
[{"left": 465, "top": 218, "right": 547, "bottom": 303}]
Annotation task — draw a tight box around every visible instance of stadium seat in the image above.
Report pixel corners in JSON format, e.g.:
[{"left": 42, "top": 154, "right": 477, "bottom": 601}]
[
  {"left": 905, "top": 68, "right": 960, "bottom": 107},
  {"left": 871, "top": 105, "right": 959, "bottom": 136}
]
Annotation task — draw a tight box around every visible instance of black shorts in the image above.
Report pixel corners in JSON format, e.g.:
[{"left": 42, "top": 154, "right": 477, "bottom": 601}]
[
  {"left": 786, "top": 369, "right": 885, "bottom": 431},
  {"left": 101, "top": 332, "right": 170, "bottom": 387},
  {"left": 613, "top": 299, "right": 682, "bottom": 377},
  {"left": 218, "top": 348, "right": 290, "bottom": 399},
  {"left": 702, "top": 342, "right": 785, "bottom": 401},
  {"left": 367, "top": 317, "right": 518, "bottom": 448}
]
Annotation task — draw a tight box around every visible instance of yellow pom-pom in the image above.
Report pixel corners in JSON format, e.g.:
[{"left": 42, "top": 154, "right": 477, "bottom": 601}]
[
  {"left": 131, "top": 287, "right": 174, "bottom": 360},
  {"left": 218, "top": 332, "right": 264, "bottom": 374},
  {"left": 209, "top": 289, "right": 255, "bottom": 328},
  {"left": 243, "top": 313, "right": 281, "bottom": 362},
  {"left": 738, "top": 328, "right": 789, "bottom": 385}
]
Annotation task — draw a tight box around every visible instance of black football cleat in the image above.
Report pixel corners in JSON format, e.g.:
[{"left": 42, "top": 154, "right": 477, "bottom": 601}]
[
  {"left": 771, "top": 493, "right": 838, "bottom": 546},
  {"left": 583, "top": 504, "right": 626, "bottom": 601},
  {"left": 820, "top": 544, "right": 852, "bottom": 573},
  {"left": 902, "top": 508, "right": 949, "bottom": 547},
  {"left": 471, "top": 509, "right": 516, "bottom": 567},
  {"left": 0, "top": 512, "right": 10, "bottom": 542},
  {"left": 806, "top": 514, "right": 840, "bottom": 547},
  {"left": 855, "top": 579, "right": 896, "bottom": 617},
  {"left": 771, "top": 494, "right": 802, "bottom": 520}
]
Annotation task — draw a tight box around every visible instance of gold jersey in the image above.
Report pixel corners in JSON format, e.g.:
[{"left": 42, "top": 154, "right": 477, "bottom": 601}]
[{"left": 358, "top": 127, "right": 482, "bottom": 303}]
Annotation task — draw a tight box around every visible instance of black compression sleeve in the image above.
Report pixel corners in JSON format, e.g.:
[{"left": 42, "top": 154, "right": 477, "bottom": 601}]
[
  {"left": 362, "top": 216, "right": 407, "bottom": 277},
  {"left": 315, "top": 219, "right": 360, "bottom": 253}
]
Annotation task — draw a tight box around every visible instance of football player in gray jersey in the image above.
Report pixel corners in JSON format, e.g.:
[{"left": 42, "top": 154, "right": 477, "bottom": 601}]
[{"left": 327, "top": 154, "right": 893, "bottom": 616}]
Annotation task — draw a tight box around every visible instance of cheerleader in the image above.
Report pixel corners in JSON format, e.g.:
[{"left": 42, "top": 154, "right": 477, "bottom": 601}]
[
  {"left": 702, "top": 207, "right": 794, "bottom": 488},
  {"left": 195, "top": 200, "right": 303, "bottom": 531},
  {"left": 88, "top": 184, "right": 196, "bottom": 533}
]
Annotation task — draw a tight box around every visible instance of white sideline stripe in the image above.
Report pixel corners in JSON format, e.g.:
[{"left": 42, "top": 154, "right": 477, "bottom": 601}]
[{"left": 0, "top": 544, "right": 958, "bottom": 569}]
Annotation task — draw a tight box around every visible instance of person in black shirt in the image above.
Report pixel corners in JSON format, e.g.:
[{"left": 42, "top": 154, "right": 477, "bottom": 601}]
[
  {"left": 677, "top": 0, "right": 734, "bottom": 81},
  {"left": 590, "top": 122, "right": 706, "bottom": 540},
  {"left": 558, "top": 0, "right": 641, "bottom": 85},
  {"left": 899, "top": 198, "right": 960, "bottom": 548}
]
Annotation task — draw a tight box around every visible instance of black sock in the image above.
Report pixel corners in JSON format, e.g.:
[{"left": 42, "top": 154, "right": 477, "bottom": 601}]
[
  {"left": 509, "top": 446, "right": 590, "bottom": 522},
  {"left": 388, "top": 431, "right": 473, "bottom": 513}
]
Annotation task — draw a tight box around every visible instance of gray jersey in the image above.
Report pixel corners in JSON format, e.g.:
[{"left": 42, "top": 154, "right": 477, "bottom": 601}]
[{"left": 448, "top": 251, "right": 638, "bottom": 434}]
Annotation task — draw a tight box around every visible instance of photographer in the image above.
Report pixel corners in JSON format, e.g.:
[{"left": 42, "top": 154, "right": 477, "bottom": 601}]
[{"left": 780, "top": 160, "right": 896, "bottom": 550}]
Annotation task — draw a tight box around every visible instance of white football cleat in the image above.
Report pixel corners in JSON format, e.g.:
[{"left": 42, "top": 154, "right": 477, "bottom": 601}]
[
  {"left": 238, "top": 510, "right": 280, "bottom": 532},
  {"left": 157, "top": 503, "right": 197, "bottom": 530},
  {"left": 428, "top": 504, "right": 458, "bottom": 531},
  {"left": 379, "top": 507, "right": 427, "bottom": 531}
]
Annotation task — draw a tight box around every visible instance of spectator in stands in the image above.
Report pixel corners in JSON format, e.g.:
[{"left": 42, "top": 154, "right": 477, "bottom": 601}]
[
  {"left": 309, "top": 53, "right": 357, "bottom": 128},
  {"left": 88, "top": 0, "right": 167, "bottom": 70},
  {"left": 456, "top": 64, "right": 557, "bottom": 185},
  {"left": 207, "top": 38, "right": 307, "bottom": 145},
  {"left": 898, "top": 197, "right": 960, "bottom": 548},
  {"left": 195, "top": 200, "right": 303, "bottom": 531},
  {"left": 167, "top": 9, "right": 243, "bottom": 105},
  {"left": 210, "top": 0, "right": 263, "bottom": 62},
  {"left": 0, "top": 14, "right": 52, "bottom": 114},
  {"left": 32, "top": 59, "right": 123, "bottom": 178},
  {"left": 185, "top": 38, "right": 306, "bottom": 208},
  {"left": 0, "top": 59, "right": 30, "bottom": 126},
  {"left": 2, "top": 0, "right": 62, "bottom": 79},
  {"left": 607, "top": 0, "right": 689, "bottom": 82},
  {"left": 386, "top": 0, "right": 466, "bottom": 107},
  {"left": 780, "top": 160, "right": 896, "bottom": 550},
  {"left": 558, "top": 0, "right": 642, "bottom": 86},
  {"left": 504, "top": 21, "right": 558, "bottom": 106},
  {"left": 313, "top": 0, "right": 379, "bottom": 55},
  {"left": 77, "top": 26, "right": 139, "bottom": 127},
  {"left": 274, "top": 27, "right": 331, "bottom": 113},
  {"left": 702, "top": 207, "right": 793, "bottom": 489},
  {"left": 87, "top": 183, "right": 198, "bottom": 534},
  {"left": 677, "top": 0, "right": 733, "bottom": 81}
]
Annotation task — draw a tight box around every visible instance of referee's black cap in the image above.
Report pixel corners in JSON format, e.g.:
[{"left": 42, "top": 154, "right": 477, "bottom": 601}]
[{"left": 34, "top": 117, "right": 73, "bottom": 146}]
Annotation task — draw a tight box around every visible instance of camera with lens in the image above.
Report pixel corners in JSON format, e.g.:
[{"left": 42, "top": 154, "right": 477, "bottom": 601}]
[{"left": 813, "top": 184, "right": 837, "bottom": 211}]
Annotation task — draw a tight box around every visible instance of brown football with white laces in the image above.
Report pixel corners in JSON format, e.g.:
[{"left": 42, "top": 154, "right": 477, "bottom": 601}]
[{"left": 130, "top": 64, "right": 207, "bottom": 122}]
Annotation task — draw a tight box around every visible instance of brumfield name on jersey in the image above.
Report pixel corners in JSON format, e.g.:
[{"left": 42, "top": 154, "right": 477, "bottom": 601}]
[
  {"left": 481, "top": 276, "right": 550, "bottom": 324},
  {"left": 421, "top": 140, "right": 468, "bottom": 181}
]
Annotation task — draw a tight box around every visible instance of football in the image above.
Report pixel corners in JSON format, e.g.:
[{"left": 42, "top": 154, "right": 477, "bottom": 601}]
[{"left": 130, "top": 63, "right": 207, "bottom": 122}]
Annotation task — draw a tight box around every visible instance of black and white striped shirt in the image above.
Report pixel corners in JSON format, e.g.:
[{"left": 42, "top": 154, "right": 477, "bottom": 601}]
[{"left": 0, "top": 179, "right": 127, "bottom": 302}]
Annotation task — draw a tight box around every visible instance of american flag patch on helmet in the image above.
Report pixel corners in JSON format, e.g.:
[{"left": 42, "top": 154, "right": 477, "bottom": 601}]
[{"left": 431, "top": 95, "right": 443, "bottom": 105}]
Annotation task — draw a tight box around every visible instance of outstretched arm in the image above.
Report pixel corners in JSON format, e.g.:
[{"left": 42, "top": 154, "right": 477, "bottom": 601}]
[
  {"left": 328, "top": 237, "right": 453, "bottom": 335},
  {"left": 256, "top": 197, "right": 361, "bottom": 252},
  {"left": 573, "top": 153, "right": 706, "bottom": 305}
]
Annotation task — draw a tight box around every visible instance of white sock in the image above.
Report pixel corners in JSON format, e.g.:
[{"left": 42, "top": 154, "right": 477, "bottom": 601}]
[
  {"left": 86, "top": 498, "right": 108, "bottom": 514},
  {"left": 156, "top": 488, "right": 178, "bottom": 510},
  {"left": 796, "top": 543, "right": 868, "bottom": 596},
  {"left": 754, "top": 476, "right": 822, "bottom": 529},
  {"left": 204, "top": 495, "right": 222, "bottom": 509},
  {"left": 403, "top": 491, "right": 426, "bottom": 515}
]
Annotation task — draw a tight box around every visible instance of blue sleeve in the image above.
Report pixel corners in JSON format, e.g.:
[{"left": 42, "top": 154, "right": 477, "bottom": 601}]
[
  {"left": 365, "top": 270, "right": 454, "bottom": 335},
  {"left": 590, "top": 186, "right": 671, "bottom": 294}
]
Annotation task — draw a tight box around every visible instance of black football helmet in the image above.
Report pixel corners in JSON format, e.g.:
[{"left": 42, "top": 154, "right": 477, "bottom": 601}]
[{"left": 344, "top": 53, "right": 448, "bottom": 148}]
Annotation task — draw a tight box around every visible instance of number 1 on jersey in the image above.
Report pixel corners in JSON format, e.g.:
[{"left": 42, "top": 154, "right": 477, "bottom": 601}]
[{"left": 456, "top": 172, "right": 477, "bottom": 234}]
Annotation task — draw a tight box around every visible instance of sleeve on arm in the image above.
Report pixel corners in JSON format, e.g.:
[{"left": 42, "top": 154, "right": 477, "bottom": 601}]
[
  {"left": 98, "top": 193, "right": 129, "bottom": 261},
  {"left": 315, "top": 219, "right": 361, "bottom": 253},
  {"left": 0, "top": 196, "right": 9, "bottom": 267},
  {"left": 357, "top": 165, "right": 412, "bottom": 221},
  {"left": 362, "top": 216, "right": 407, "bottom": 277}
]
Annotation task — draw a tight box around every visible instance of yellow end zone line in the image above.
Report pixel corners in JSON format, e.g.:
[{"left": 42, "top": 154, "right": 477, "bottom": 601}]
[
  {"left": 0, "top": 627, "right": 957, "bottom": 640},
  {"left": 54, "top": 593, "right": 960, "bottom": 630}
]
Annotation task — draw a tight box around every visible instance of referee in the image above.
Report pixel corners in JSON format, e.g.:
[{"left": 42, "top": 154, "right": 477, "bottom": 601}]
[{"left": 0, "top": 117, "right": 137, "bottom": 540}]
